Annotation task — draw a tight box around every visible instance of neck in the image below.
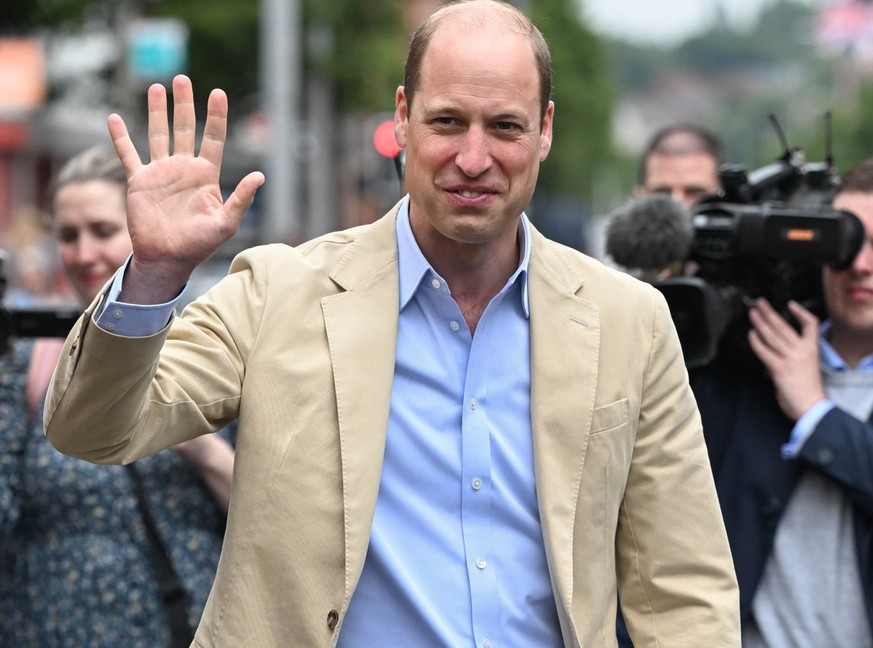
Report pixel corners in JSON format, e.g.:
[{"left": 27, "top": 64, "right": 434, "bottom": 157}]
[
  {"left": 829, "top": 326, "right": 873, "bottom": 369},
  {"left": 412, "top": 221, "right": 522, "bottom": 335}
]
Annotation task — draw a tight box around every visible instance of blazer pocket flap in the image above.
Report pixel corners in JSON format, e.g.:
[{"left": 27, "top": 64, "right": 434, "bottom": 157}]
[{"left": 590, "top": 398, "right": 629, "bottom": 435}]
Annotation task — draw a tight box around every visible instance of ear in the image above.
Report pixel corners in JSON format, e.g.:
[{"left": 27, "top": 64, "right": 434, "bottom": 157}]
[
  {"left": 539, "top": 100, "right": 554, "bottom": 161},
  {"left": 394, "top": 86, "right": 409, "bottom": 148}
]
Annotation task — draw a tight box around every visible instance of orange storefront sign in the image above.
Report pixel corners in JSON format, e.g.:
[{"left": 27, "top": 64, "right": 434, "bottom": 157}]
[{"left": 0, "top": 38, "right": 46, "bottom": 112}]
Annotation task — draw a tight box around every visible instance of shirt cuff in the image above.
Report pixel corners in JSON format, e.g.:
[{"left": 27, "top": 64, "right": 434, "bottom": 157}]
[
  {"left": 781, "top": 399, "right": 835, "bottom": 459},
  {"left": 94, "top": 258, "right": 185, "bottom": 337}
]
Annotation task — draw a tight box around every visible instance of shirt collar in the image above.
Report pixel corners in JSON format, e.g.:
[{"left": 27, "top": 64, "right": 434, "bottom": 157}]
[
  {"left": 819, "top": 320, "right": 873, "bottom": 371},
  {"left": 396, "top": 195, "right": 531, "bottom": 316}
]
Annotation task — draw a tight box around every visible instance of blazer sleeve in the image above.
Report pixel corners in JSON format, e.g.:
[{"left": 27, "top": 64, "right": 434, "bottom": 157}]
[
  {"left": 799, "top": 407, "right": 873, "bottom": 516},
  {"left": 617, "top": 294, "right": 741, "bottom": 647},
  {"left": 43, "top": 254, "right": 261, "bottom": 464}
]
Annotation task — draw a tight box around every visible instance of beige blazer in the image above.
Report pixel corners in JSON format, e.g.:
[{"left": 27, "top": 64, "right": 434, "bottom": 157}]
[{"left": 46, "top": 204, "right": 740, "bottom": 647}]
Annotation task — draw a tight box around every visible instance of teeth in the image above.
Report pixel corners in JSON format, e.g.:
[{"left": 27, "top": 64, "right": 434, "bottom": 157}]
[{"left": 459, "top": 190, "right": 481, "bottom": 198}]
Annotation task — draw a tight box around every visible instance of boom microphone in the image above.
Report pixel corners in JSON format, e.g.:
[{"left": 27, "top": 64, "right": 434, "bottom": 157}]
[{"left": 605, "top": 194, "right": 694, "bottom": 279}]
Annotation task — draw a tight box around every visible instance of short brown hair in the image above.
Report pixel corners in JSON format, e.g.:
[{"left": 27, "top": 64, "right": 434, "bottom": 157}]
[
  {"left": 836, "top": 158, "right": 873, "bottom": 196},
  {"left": 638, "top": 124, "right": 724, "bottom": 185}
]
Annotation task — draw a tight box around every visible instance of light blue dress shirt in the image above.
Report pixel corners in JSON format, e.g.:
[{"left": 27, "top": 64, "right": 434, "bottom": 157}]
[
  {"left": 95, "top": 199, "right": 563, "bottom": 646},
  {"left": 782, "top": 321, "right": 873, "bottom": 458},
  {"left": 337, "top": 201, "right": 561, "bottom": 648}
]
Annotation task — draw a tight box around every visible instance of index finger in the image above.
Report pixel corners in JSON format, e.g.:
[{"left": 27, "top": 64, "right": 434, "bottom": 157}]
[
  {"left": 786, "top": 300, "right": 820, "bottom": 334},
  {"left": 107, "top": 113, "right": 143, "bottom": 177}
]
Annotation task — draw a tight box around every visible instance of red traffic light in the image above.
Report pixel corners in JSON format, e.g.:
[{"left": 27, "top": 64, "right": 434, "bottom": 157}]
[{"left": 373, "top": 120, "right": 402, "bottom": 159}]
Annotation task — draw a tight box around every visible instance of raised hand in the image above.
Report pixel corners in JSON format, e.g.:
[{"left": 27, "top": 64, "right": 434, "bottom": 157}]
[
  {"left": 108, "top": 74, "right": 265, "bottom": 304},
  {"left": 747, "top": 298, "right": 827, "bottom": 421}
]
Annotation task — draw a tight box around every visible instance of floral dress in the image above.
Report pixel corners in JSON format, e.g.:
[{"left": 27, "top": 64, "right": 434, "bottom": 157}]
[{"left": 0, "top": 340, "right": 230, "bottom": 647}]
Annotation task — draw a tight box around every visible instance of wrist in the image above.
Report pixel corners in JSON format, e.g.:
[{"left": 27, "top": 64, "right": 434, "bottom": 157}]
[{"left": 119, "top": 255, "right": 192, "bottom": 305}]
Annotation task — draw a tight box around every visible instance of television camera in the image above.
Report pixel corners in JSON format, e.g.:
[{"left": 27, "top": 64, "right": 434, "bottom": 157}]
[
  {"left": 0, "top": 249, "right": 80, "bottom": 356},
  {"left": 653, "top": 115, "right": 865, "bottom": 369}
]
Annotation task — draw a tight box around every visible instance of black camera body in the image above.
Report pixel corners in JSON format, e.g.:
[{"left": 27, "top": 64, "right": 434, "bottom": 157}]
[
  {"left": 654, "top": 145, "right": 864, "bottom": 369},
  {"left": 0, "top": 249, "right": 80, "bottom": 355}
]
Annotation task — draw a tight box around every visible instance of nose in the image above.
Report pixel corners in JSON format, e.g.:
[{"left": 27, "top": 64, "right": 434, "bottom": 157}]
[
  {"left": 72, "top": 234, "right": 100, "bottom": 266},
  {"left": 852, "top": 240, "right": 873, "bottom": 275},
  {"left": 455, "top": 127, "right": 492, "bottom": 178},
  {"left": 672, "top": 188, "right": 693, "bottom": 208}
]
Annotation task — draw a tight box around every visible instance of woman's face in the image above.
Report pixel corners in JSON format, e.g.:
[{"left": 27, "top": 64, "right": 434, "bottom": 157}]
[{"left": 52, "top": 179, "right": 132, "bottom": 304}]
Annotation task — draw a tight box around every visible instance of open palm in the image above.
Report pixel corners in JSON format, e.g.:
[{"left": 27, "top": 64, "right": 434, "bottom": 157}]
[{"left": 108, "top": 75, "right": 264, "bottom": 303}]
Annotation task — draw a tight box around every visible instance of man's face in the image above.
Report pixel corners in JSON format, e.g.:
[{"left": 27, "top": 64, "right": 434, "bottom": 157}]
[
  {"left": 394, "top": 22, "right": 553, "bottom": 257},
  {"left": 638, "top": 152, "right": 720, "bottom": 208},
  {"left": 824, "top": 191, "right": 873, "bottom": 345}
]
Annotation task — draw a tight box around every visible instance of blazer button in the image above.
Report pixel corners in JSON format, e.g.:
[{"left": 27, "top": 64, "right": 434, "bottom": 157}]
[
  {"left": 326, "top": 609, "right": 339, "bottom": 631},
  {"left": 816, "top": 448, "right": 835, "bottom": 465}
]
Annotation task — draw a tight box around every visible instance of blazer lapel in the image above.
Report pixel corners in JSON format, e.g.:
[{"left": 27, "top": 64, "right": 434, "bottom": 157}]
[
  {"left": 528, "top": 230, "right": 600, "bottom": 612},
  {"left": 321, "top": 211, "right": 401, "bottom": 600}
]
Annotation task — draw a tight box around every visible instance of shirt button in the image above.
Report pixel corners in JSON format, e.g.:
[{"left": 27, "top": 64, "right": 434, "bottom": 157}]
[
  {"left": 112, "top": 309, "right": 124, "bottom": 319},
  {"left": 104, "top": 322, "right": 116, "bottom": 332},
  {"left": 483, "top": 641, "right": 492, "bottom": 648},
  {"left": 472, "top": 478, "right": 482, "bottom": 491},
  {"left": 470, "top": 399, "right": 478, "bottom": 410},
  {"left": 431, "top": 278, "right": 441, "bottom": 289},
  {"left": 449, "top": 320, "right": 460, "bottom": 331},
  {"left": 476, "top": 558, "right": 487, "bottom": 569}
]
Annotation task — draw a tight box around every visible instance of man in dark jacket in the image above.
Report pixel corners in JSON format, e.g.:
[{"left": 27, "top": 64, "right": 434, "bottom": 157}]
[{"left": 695, "top": 158, "right": 873, "bottom": 646}]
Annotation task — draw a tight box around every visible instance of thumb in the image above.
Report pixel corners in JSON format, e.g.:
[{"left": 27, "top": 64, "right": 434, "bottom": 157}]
[{"left": 225, "top": 171, "right": 265, "bottom": 221}]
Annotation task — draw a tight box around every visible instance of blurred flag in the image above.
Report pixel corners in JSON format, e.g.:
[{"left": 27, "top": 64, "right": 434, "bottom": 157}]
[{"left": 815, "top": 0, "right": 873, "bottom": 64}]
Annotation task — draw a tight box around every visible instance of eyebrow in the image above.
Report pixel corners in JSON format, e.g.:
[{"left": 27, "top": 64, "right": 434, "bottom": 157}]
[{"left": 422, "top": 101, "right": 530, "bottom": 122}]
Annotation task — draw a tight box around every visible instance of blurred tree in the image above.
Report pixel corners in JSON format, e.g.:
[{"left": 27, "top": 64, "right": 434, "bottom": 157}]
[
  {"left": 0, "top": 0, "right": 92, "bottom": 31},
  {"left": 146, "top": 0, "right": 260, "bottom": 108},
  {"left": 606, "top": 1, "right": 815, "bottom": 95},
  {"left": 831, "top": 81, "right": 873, "bottom": 172},
  {"left": 304, "top": 0, "right": 405, "bottom": 113},
  {"left": 147, "top": 0, "right": 406, "bottom": 114},
  {"left": 677, "top": 1, "right": 813, "bottom": 77},
  {"left": 531, "top": 0, "right": 615, "bottom": 196}
]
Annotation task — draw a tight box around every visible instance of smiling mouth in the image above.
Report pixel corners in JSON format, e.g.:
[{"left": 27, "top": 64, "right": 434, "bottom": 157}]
[{"left": 847, "top": 285, "right": 873, "bottom": 298}]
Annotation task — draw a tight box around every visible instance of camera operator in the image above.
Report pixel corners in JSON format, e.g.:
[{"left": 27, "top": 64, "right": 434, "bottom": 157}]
[
  {"left": 635, "top": 123, "right": 723, "bottom": 209},
  {"left": 693, "top": 158, "right": 873, "bottom": 646}
]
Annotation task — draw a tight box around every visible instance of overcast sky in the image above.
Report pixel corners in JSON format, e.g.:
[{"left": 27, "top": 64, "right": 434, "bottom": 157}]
[{"left": 579, "top": 0, "right": 825, "bottom": 46}]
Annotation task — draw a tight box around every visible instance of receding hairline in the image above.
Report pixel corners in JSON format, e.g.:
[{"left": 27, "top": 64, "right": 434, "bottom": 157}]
[
  {"left": 402, "top": 0, "right": 553, "bottom": 120},
  {"left": 429, "top": 0, "right": 536, "bottom": 36}
]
